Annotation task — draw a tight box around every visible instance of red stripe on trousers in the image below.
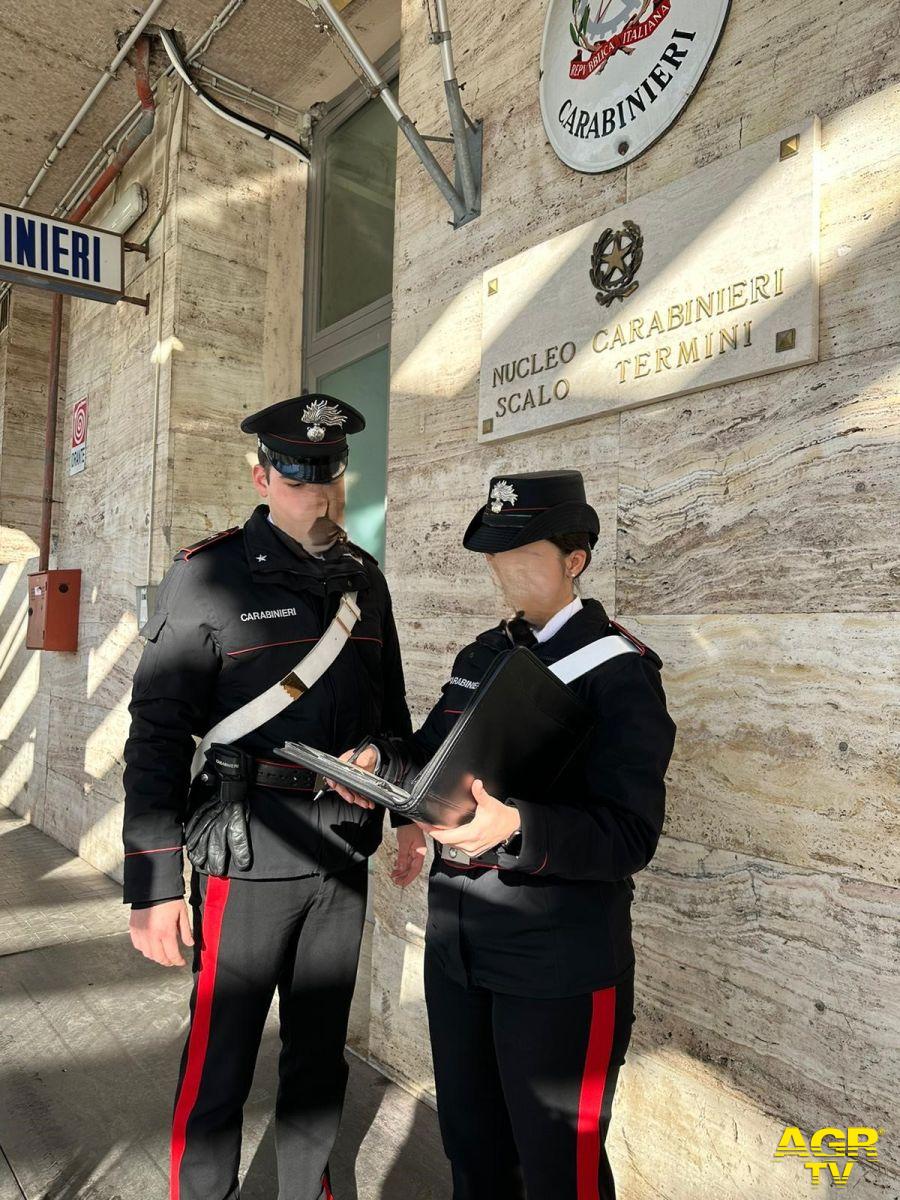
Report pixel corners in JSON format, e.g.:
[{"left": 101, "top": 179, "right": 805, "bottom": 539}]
[
  {"left": 170, "top": 876, "right": 231, "bottom": 1200},
  {"left": 576, "top": 985, "right": 616, "bottom": 1200},
  {"left": 322, "top": 1171, "right": 335, "bottom": 1200}
]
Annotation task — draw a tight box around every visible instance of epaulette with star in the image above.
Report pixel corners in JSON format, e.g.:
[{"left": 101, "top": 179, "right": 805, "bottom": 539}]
[{"left": 175, "top": 526, "right": 241, "bottom": 561}]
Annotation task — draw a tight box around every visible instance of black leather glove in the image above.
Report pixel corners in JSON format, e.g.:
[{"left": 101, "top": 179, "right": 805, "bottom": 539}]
[
  {"left": 184, "top": 744, "right": 253, "bottom": 875},
  {"left": 365, "top": 735, "right": 423, "bottom": 790},
  {"left": 364, "top": 736, "right": 430, "bottom": 829}
]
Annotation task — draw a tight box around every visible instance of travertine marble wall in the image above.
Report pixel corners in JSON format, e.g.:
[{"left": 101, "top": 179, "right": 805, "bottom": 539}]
[
  {"left": 0, "top": 2, "right": 896, "bottom": 1193},
  {"left": 0, "top": 285, "right": 64, "bottom": 844},
  {"left": 372, "top": 0, "right": 900, "bottom": 1194},
  {"left": 0, "top": 80, "right": 306, "bottom": 879}
]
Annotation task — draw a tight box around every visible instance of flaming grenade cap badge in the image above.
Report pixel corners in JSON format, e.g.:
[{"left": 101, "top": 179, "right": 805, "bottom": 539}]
[
  {"left": 490, "top": 481, "right": 519, "bottom": 513},
  {"left": 302, "top": 399, "right": 347, "bottom": 443}
]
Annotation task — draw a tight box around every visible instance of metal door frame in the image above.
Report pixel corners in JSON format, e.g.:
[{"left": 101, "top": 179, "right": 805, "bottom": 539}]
[{"left": 302, "top": 44, "right": 400, "bottom": 385}]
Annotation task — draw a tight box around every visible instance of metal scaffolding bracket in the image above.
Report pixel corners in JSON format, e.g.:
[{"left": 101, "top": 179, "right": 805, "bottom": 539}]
[
  {"left": 453, "top": 118, "right": 482, "bottom": 223},
  {"left": 303, "top": 0, "right": 482, "bottom": 228},
  {"left": 121, "top": 294, "right": 151, "bottom": 311}
]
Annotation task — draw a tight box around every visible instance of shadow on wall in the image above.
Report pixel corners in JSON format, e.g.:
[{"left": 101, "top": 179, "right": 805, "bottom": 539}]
[
  {"left": 1, "top": 114, "right": 892, "bottom": 857},
  {"left": 0, "top": 86, "right": 896, "bottom": 1198},
  {"left": 0, "top": 558, "right": 45, "bottom": 825},
  {"left": 0, "top": 551, "right": 137, "bottom": 867}
]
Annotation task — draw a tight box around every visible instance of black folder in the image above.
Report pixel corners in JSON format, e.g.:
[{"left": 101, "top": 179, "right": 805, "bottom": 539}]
[{"left": 279, "top": 646, "right": 595, "bottom": 828}]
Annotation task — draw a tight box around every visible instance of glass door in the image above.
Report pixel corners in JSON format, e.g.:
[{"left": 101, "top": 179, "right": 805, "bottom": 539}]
[
  {"left": 304, "top": 52, "right": 399, "bottom": 566},
  {"left": 316, "top": 345, "right": 390, "bottom": 563}
]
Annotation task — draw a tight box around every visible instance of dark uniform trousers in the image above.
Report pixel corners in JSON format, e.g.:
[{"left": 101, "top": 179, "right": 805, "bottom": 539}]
[
  {"left": 424, "top": 951, "right": 635, "bottom": 1200},
  {"left": 170, "top": 860, "right": 368, "bottom": 1200}
]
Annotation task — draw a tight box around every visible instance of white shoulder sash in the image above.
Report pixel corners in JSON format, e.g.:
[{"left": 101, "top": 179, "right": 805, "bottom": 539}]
[
  {"left": 549, "top": 634, "right": 638, "bottom": 684},
  {"left": 190, "top": 590, "right": 361, "bottom": 779}
]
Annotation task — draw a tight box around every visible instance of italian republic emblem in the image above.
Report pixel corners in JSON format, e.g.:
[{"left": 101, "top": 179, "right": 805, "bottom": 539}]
[
  {"left": 568, "top": 0, "right": 671, "bottom": 81},
  {"left": 301, "top": 399, "right": 346, "bottom": 443},
  {"left": 589, "top": 219, "right": 643, "bottom": 306},
  {"left": 539, "top": 0, "right": 732, "bottom": 174}
]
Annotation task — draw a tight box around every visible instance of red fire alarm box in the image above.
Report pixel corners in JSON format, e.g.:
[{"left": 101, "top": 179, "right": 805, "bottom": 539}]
[{"left": 26, "top": 569, "right": 82, "bottom": 651}]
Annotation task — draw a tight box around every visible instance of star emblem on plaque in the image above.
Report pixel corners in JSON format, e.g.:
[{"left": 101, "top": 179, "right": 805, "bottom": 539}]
[
  {"left": 301, "top": 399, "right": 347, "bottom": 443},
  {"left": 589, "top": 219, "right": 643, "bottom": 306},
  {"left": 490, "top": 480, "right": 518, "bottom": 513}
]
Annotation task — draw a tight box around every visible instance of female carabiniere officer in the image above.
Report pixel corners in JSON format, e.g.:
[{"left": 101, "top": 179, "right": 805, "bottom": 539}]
[{"left": 334, "top": 470, "right": 677, "bottom": 1200}]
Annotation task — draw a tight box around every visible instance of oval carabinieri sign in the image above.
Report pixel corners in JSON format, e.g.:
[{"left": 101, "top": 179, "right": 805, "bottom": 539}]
[{"left": 539, "top": 0, "right": 731, "bottom": 173}]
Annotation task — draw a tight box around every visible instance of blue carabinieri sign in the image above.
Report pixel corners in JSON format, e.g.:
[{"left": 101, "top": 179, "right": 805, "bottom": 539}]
[{"left": 0, "top": 203, "right": 124, "bottom": 303}]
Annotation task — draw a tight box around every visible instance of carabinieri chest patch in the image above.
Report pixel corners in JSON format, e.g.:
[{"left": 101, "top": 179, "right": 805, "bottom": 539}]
[
  {"left": 448, "top": 675, "right": 480, "bottom": 691},
  {"left": 240, "top": 607, "right": 298, "bottom": 622}
]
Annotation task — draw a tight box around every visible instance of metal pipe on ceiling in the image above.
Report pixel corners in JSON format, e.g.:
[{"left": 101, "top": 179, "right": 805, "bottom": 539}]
[
  {"left": 193, "top": 65, "right": 305, "bottom": 123},
  {"left": 54, "top": 10, "right": 303, "bottom": 221},
  {"left": 56, "top": 67, "right": 304, "bottom": 225},
  {"left": 19, "top": 0, "right": 167, "bottom": 207},
  {"left": 68, "top": 43, "right": 157, "bottom": 225},
  {"left": 157, "top": 28, "right": 310, "bottom": 162},
  {"left": 0, "top": 0, "right": 295, "bottom": 308}
]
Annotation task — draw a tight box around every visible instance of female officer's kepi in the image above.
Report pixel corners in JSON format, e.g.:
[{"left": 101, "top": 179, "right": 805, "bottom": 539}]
[
  {"left": 462, "top": 468, "right": 601, "bottom": 552},
  {"left": 240, "top": 392, "right": 366, "bottom": 482}
]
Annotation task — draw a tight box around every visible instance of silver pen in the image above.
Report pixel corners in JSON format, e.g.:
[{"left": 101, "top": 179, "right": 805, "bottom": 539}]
[{"left": 311, "top": 737, "right": 369, "bottom": 803}]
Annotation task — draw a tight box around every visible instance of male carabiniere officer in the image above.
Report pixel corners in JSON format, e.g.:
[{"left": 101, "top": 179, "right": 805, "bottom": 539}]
[{"left": 123, "top": 394, "right": 418, "bottom": 1200}]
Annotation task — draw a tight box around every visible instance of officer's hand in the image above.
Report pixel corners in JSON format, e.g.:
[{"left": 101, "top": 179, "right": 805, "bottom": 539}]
[
  {"left": 129, "top": 899, "right": 194, "bottom": 968},
  {"left": 390, "top": 823, "right": 428, "bottom": 887},
  {"left": 424, "top": 779, "right": 520, "bottom": 857},
  {"left": 327, "top": 745, "right": 379, "bottom": 810}
]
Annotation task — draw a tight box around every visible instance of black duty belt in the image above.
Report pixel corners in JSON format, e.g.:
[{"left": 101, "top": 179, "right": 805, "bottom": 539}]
[{"left": 252, "top": 757, "right": 317, "bottom": 792}]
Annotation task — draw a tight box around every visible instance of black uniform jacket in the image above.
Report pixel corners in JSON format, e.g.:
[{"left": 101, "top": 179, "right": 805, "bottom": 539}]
[
  {"left": 122, "top": 505, "right": 411, "bottom": 905},
  {"left": 401, "top": 598, "right": 676, "bottom": 997}
]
